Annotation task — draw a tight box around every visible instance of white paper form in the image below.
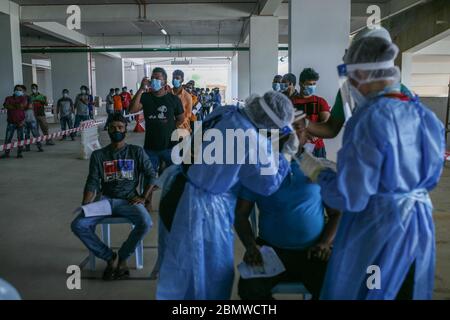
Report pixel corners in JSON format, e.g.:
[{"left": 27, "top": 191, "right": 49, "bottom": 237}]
[
  {"left": 73, "top": 200, "right": 112, "bottom": 218},
  {"left": 238, "top": 246, "right": 286, "bottom": 279}
]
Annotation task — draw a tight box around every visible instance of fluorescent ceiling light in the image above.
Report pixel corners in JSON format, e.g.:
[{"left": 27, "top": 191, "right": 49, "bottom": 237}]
[{"left": 160, "top": 28, "right": 168, "bottom": 35}]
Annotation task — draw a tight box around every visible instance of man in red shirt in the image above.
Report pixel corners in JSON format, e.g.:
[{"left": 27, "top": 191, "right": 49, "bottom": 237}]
[
  {"left": 120, "top": 87, "right": 132, "bottom": 121},
  {"left": 1, "top": 85, "right": 27, "bottom": 159},
  {"left": 290, "top": 68, "right": 330, "bottom": 158}
]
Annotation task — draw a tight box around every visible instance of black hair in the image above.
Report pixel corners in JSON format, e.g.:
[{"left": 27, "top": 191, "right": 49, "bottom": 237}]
[
  {"left": 173, "top": 69, "right": 184, "bottom": 79},
  {"left": 14, "top": 84, "right": 23, "bottom": 91},
  {"left": 299, "top": 68, "right": 320, "bottom": 83},
  {"left": 114, "top": 88, "right": 120, "bottom": 92},
  {"left": 273, "top": 75, "right": 282, "bottom": 82},
  {"left": 62, "top": 89, "right": 69, "bottom": 94},
  {"left": 122, "top": 86, "right": 127, "bottom": 90},
  {"left": 109, "top": 113, "right": 128, "bottom": 126},
  {"left": 282, "top": 73, "right": 297, "bottom": 86},
  {"left": 80, "top": 85, "right": 88, "bottom": 90},
  {"left": 110, "top": 88, "right": 115, "bottom": 92},
  {"left": 152, "top": 67, "right": 168, "bottom": 80},
  {"left": 31, "top": 83, "right": 38, "bottom": 89}
]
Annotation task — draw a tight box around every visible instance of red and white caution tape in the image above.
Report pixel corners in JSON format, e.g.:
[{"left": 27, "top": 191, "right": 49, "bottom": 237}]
[{"left": 0, "top": 111, "right": 143, "bottom": 152}]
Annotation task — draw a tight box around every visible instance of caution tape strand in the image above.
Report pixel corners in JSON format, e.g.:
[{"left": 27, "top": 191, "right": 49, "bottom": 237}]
[{"left": 0, "top": 111, "right": 143, "bottom": 152}]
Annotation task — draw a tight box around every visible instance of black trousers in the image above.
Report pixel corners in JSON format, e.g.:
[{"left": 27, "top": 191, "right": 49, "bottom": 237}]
[{"left": 238, "top": 238, "right": 328, "bottom": 300}]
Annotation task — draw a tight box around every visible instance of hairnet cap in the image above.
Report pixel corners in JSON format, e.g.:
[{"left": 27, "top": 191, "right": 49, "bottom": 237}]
[
  {"left": 244, "top": 91, "right": 294, "bottom": 130},
  {"left": 352, "top": 26, "right": 392, "bottom": 43},
  {"left": 344, "top": 36, "right": 400, "bottom": 84}
]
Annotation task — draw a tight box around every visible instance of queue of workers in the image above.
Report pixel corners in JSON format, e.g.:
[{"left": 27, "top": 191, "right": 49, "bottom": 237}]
[
  {"left": 63, "top": 26, "right": 447, "bottom": 300},
  {"left": 1, "top": 83, "right": 103, "bottom": 158}
]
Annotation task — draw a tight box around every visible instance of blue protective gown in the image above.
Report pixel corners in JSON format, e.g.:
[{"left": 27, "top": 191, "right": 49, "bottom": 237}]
[
  {"left": 318, "top": 95, "right": 445, "bottom": 300},
  {"left": 156, "top": 105, "right": 290, "bottom": 300}
]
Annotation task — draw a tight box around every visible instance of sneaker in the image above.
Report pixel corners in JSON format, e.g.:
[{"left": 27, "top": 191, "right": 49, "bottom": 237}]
[
  {"left": 46, "top": 140, "right": 55, "bottom": 146},
  {"left": 17, "top": 153, "right": 23, "bottom": 159},
  {"left": 102, "top": 252, "right": 118, "bottom": 281},
  {"left": 38, "top": 146, "right": 44, "bottom": 152}
]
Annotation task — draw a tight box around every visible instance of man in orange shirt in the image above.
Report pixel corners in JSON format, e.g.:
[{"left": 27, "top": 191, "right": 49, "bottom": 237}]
[
  {"left": 171, "top": 70, "right": 192, "bottom": 134},
  {"left": 113, "top": 88, "right": 123, "bottom": 113}
]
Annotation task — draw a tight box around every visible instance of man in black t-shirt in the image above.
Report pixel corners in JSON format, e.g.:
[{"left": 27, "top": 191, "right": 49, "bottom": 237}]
[{"left": 129, "top": 67, "right": 184, "bottom": 175}]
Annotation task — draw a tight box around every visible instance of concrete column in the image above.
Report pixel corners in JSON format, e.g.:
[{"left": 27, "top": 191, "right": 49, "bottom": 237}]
[
  {"left": 36, "top": 67, "right": 53, "bottom": 103},
  {"left": 237, "top": 51, "right": 250, "bottom": 101},
  {"left": 0, "top": 2, "right": 23, "bottom": 99},
  {"left": 249, "top": 16, "right": 279, "bottom": 96},
  {"left": 401, "top": 52, "right": 414, "bottom": 89},
  {"left": 50, "top": 53, "right": 90, "bottom": 103},
  {"left": 289, "top": 0, "right": 350, "bottom": 103},
  {"left": 289, "top": 0, "right": 351, "bottom": 162},
  {"left": 94, "top": 54, "right": 124, "bottom": 101},
  {"left": 22, "top": 55, "right": 37, "bottom": 90},
  {"left": 230, "top": 53, "right": 238, "bottom": 103}
]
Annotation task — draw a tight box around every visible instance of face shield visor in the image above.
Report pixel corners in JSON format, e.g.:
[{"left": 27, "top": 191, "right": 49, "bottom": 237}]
[{"left": 337, "top": 59, "right": 399, "bottom": 121}]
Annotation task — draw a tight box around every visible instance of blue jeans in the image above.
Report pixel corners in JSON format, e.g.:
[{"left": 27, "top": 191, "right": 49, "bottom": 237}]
[
  {"left": 60, "top": 116, "right": 75, "bottom": 138},
  {"left": 104, "top": 109, "right": 114, "bottom": 130},
  {"left": 24, "top": 120, "right": 42, "bottom": 147},
  {"left": 71, "top": 198, "right": 152, "bottom": 262},
  {"left": 74, "top": 115, "right": 90, "bottom": 128},
  {"left": 144, "top": 148, "right": 173, "bottom": 173},
  {"left": 4, "top": 123, "right": 24, "bottom": 153}
]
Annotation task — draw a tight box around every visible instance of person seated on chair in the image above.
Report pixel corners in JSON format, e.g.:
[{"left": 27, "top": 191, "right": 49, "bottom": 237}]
[
  {"left": 234, "top": 117, "right": 341, "bottom": 300},
  {"left": 71, "top": 113, "right": 157, "bottom": 280}
]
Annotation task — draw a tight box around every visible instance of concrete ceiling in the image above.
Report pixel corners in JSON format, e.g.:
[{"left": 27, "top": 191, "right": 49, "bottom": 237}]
[{"left": 17, "top": 0, "right": 427, "bottom": 50}]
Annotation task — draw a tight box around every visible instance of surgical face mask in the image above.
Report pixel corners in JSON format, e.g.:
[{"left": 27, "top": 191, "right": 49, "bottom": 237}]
[
  {"left": 109, "top": 131, "right": 126, "bottom": 143},
  {"left": 81, "top": 90, "right": 86, "bottom": 94},
  {"left": 63, "top": 93, "right": 69, "bottom": 98},
  {"left": 14, "top": 90, "right": 24, "bottom": 97},
  {"left": 151, "top": 79, "right": 163, "bottom": 91},
  {"left": 32, "top": 88, "right": 37, "bottom": 94},
  {"left": 272, "top": 83, "right": 281, "bottom": 92},
  {"left": 172, "top": 79, "right": 182, "bottom": 89},
  {"left": 280, "top": 83, "right": 288, "bottom": 91},
  {"left": 303, "top": 85, "right": 317, "bottom": 96}
]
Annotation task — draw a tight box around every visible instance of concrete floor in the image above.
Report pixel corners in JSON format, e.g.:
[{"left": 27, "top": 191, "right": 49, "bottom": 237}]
[{"left": 0, "top": 119, "right": 449, "bottom": 300}]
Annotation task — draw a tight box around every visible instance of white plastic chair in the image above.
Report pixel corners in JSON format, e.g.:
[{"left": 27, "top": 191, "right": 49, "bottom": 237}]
[{"left": 88, "top": 217, "right": 144, "bottom": 270}]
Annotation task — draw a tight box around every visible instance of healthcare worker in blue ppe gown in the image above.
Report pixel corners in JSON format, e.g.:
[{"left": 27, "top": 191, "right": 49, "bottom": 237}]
[
  {"left": 156, "top": 91, "right": 298, "bottom": 300},
  {"left": 300, "top": 34, "right": 445, "bottom": 300}
]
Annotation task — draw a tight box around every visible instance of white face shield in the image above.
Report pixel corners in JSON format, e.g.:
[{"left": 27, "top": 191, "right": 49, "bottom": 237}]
[{"left": 337, "top": 59, "right": 400, "bottom": 120}]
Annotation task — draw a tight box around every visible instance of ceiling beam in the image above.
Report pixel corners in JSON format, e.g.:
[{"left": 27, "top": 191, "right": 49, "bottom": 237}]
[
  {"left": 23, "top": 22, "right": 88, "bottom": 45},
  {"left": 20, "top": 3, "right": 255, "bottom": 23},
  {"left": 259, "top": 0, "right": 284, "bottom": 16},
  {"left": 89, "top": 35, "right": 240, "bottom": 47},
  {"left": 23, "top": 22, "right": 121, "bottom": 58}
]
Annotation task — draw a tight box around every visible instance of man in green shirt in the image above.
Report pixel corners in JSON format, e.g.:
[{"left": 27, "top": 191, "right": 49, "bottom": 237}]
[
  {"left": 307, "top": 84, "right": 413, "bottom": 139},
  {"left": 30, "top": 84, "right": 54, "bottom": 145}
]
